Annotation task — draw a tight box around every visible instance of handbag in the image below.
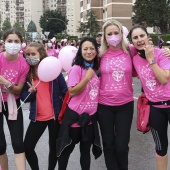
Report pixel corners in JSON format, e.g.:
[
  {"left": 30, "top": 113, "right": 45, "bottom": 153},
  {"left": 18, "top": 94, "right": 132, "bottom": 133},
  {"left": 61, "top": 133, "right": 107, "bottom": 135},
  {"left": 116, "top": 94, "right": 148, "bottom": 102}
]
[
  {"left": 136, "top": 93, "right": 151, "bottom": 134},
  {"left": 58, "top": 91, "right": 70, "bottom": 124}
]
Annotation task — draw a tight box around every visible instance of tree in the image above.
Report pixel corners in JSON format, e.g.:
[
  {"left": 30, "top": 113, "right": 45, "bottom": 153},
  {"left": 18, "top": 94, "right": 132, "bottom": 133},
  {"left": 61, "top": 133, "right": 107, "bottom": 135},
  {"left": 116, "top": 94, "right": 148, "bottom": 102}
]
[
  {"left": 77, "top": 10, "right": 100, "bottom": 37},
  {"left": 27, "top": 20, "right": 37, "bottom": 32},
  {"left": 13, "top": 22, "right": 25, "bottom": 37},
  {"left": 132, "top": 0, "right": 170, "bottom": 34},
  {"left": 39, "top": 9, "right": 68, "bottom": 38},
  {"left": 2, "top": 20, "right": 12, "bottom": 32}
]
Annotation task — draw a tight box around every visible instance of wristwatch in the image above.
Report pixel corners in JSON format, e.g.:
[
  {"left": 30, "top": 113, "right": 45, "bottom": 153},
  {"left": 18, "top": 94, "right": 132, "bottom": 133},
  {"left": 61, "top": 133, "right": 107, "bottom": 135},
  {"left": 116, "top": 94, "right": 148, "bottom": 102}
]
[
  {"left": 5, "top": 82, "right": 13, "bottom": 90},
  {"left": 150, "top": 59, "right": 156, "bottom": 65}
]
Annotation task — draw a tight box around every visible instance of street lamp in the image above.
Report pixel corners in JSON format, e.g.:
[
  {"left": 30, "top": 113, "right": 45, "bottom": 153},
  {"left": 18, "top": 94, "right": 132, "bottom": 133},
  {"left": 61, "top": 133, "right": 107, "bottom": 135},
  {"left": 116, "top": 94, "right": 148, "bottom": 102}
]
[{"left": 47, "top": 18, "right": 67, "bottom": 35}]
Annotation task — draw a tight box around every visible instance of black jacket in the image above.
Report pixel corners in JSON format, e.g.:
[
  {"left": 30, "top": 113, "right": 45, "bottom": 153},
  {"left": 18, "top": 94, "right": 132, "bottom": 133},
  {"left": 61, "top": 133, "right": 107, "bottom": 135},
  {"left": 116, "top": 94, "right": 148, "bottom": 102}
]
[{"left": 56, "top": 106, "right": 102, "bottom": 159}]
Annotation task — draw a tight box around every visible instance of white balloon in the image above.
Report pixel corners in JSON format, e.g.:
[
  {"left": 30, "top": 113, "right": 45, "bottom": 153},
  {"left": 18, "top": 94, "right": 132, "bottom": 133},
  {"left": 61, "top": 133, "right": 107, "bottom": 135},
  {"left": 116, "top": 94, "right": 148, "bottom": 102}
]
[{"left": 122, "top": 26, "right": 129, "bottom": 37}]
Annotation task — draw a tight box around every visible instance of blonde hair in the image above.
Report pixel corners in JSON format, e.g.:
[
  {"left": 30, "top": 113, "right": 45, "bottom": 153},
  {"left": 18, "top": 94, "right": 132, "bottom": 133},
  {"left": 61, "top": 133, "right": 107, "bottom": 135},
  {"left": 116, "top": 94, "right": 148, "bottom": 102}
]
[{"left": 100, "top": 19, "right": 128, "bottom": 57}]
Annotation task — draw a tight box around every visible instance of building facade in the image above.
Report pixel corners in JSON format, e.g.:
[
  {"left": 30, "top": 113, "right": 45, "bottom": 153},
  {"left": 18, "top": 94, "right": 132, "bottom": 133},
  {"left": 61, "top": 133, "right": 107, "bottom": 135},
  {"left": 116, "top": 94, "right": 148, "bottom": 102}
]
[
  {"left": 66, "top": 0, "right": 80, "bottom": 37},
  {"left": 80, "top": 0, "right": 133, "bottom": 36},
  {"left": 0, "top": 0, "right": 135, "bottom": 38}
]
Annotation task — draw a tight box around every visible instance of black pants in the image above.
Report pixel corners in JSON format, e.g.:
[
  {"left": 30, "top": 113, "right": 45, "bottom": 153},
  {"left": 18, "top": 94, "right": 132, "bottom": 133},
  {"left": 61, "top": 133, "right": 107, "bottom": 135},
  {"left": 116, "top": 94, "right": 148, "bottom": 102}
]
[
  {"left": 24, "top": 119, "right": 60, "bottom": 170},
  {"left": 150, "top": 106, "right": 170, "bottom": 156},
  {"left": 58, "top": 125, "right": 94, "bottom": 170},
  {"left": 0, "top": 99, "right": 24, "bottom": 155},
  {"left": 97, "top": 101, "right": 134, "bottom": 170}
]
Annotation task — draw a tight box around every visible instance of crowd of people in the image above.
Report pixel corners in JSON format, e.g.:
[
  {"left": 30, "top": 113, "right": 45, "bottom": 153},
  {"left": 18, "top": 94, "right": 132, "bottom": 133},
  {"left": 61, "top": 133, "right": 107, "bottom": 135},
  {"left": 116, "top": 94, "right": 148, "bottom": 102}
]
[{"left": 0, "top": 19, "right": 170, "bottom": 170}]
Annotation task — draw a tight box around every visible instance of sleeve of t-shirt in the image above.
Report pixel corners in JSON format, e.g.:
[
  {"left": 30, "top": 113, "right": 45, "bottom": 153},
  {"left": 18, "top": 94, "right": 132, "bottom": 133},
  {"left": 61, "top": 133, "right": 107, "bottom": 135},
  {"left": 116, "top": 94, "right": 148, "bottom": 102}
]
[
  {"left": 18, "top": 61, "right": 30, "bottom": 82},
  {"left": 129, "top": 44, "right": 137, "bottom": 57},
  {"left": 68, "top": 65, "right": 82, "bottom": 88},
  {"left": 156, "top": 50, "right": 170, "bottom": 70}
]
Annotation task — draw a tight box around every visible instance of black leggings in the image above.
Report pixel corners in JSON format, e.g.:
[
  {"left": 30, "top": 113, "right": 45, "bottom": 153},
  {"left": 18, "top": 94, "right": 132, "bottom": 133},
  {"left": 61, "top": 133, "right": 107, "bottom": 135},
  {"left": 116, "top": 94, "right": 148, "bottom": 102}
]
[
  {"left": 58, "top": 125, "right": 94, "bottom": 170},
  {"left": 24, "top": 119, "right": 60, "bottom": 170},
  {"left": 0, "top": 99, "right": 24, "bottom": 155},
  {"left": 150, "top": 106, "right": 170, "bottom": 156},
  {"left": 97, "top": 101, "right": 134, "bottom": 170}
]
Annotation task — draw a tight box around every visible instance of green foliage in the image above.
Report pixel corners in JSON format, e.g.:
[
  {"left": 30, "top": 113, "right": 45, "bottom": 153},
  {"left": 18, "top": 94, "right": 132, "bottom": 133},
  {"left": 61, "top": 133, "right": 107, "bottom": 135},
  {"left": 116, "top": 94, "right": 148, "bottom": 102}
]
[
  {"left": 0, "top": 30, "right": 3, "bottom": 39},
  {"left": 39, "top": 9, "right": 68, "bottom": 38},
  {"left": 69, "top": 36, "right": 78, "bottom": 40},
  {"left": 2, "top": 20, "right": 12, "bottom": 32},
  {"left": 27, "top": 20, "right": 37, "bottom": 32},
  {"left": 77, "top": 10, "right": 100, "bottom": 38},
  {"left": 54, "top": 33, "right": 67, "bottom": 40},
  {"left": 150, "top": 34, "right": 170, "bottom": 46},
  {"left": 132, "top": 0, "right": 170, "bottom": 34},
  {"left": 13, "top": 22, "right": 25, "bottom": 37}
]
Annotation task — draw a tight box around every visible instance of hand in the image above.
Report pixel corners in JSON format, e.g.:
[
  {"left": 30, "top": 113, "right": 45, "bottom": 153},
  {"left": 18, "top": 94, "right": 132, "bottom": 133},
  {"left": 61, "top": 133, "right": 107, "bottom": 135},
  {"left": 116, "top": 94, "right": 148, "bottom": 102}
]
[
  {"left": 85, "top": 68, "right": 95, "bottom": 81},
  {"left": 0, "top": 75, "right": 9, "bottom": 86},
  {"left": 162, "top": 48, "right": 170, "bottom": 57},
  {"left": 144, "top": 45, "right": 154, "bottom": 63},
  {"left": 27, "top": 80, "right": 37, "bottom": 93}
]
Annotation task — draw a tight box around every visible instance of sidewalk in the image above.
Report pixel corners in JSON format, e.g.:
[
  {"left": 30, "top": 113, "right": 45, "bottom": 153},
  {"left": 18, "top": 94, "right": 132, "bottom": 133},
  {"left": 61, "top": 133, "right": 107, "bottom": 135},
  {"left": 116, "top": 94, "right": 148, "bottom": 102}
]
[{"left": 4, "top": 78, "right": 170, "bottom": 169}]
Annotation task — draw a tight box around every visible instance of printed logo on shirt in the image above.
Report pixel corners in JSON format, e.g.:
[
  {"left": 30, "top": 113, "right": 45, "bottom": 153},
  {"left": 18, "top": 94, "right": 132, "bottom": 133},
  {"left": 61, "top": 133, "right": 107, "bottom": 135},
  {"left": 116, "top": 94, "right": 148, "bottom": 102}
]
[
  {"left": 110, "top": 57, "right": 126, "bottom": 82},
  {"left": 1, "top": 68, "right": 18, "bottom": 84},
  {"left": 140, "top": 64, "right": 157, "bottom": 91},
  {"left": 88, "top": 79, "right": 99, "bottom": 100}
]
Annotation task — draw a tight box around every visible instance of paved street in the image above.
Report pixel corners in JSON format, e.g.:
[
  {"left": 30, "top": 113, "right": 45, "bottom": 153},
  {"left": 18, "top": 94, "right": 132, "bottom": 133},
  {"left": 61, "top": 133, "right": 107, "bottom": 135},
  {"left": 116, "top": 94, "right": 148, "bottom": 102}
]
[{"left": 4, "top": 77, "right": 170, "bottom": 170}]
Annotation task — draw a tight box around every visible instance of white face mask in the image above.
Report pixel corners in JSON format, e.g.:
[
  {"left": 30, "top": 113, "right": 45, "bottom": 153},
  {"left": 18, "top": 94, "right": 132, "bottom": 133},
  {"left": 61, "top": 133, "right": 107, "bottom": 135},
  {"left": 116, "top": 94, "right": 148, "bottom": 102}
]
[
  {"left": 47, "top": 43, "right": 52, "bottom": 47},
  {"left": 5, "top": 43, "right": 21, "bottom": 55}
]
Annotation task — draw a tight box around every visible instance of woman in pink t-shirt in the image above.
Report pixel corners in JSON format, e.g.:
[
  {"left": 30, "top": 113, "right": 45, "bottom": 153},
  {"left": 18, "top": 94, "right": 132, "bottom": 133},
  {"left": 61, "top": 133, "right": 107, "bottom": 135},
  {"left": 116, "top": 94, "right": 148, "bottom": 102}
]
[
  {"left": 46, "top": 39, "right": 56, "bottom": 57},
  {"left": 129, "top": 25, "right": 170, "bottom": 170},
  {"left": 0, "top": 29, "right": 30, "bottom": 170},
  {"left": 57, "top": 37, "right": 102, "bottom": 170},
  {"left": 21, "top": 42, "right": 67, "bottom": 170},
  {"left": 97, "top": 20, "right": 134, "bottom": 170}
]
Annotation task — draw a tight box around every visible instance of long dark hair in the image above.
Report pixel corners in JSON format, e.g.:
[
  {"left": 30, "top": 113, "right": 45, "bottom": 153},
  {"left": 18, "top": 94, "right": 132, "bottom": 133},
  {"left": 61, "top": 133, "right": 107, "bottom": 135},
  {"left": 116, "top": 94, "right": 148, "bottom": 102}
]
[{"left": 72, "top": 37, "right": 99, "bottom": 70}]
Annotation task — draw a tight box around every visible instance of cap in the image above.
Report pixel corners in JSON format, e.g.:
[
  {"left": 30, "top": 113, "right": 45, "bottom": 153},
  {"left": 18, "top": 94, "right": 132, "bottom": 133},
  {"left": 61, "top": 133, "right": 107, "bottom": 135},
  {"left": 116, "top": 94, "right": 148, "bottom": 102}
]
[{"left": 96, "top": 33, "right": 102, "bottom": 37}]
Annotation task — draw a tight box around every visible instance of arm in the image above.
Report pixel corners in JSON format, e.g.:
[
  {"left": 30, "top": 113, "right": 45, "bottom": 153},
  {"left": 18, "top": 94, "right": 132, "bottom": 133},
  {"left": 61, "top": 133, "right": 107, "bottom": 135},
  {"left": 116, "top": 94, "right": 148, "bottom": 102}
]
[
  {"left": 69, "top": 68, "right": 95, "bottom": 97},
  {"left": 0, "top": 76, "right": 25, "bottom": 94},
  {"left": 150, "top": 65, "right": 170, "bottom": 84},
  {"left": 20, "top": 80, "right": 37, "bottom": 102},
  {"left": 145, "top": 45, "right": 170, "bottom": 84}
]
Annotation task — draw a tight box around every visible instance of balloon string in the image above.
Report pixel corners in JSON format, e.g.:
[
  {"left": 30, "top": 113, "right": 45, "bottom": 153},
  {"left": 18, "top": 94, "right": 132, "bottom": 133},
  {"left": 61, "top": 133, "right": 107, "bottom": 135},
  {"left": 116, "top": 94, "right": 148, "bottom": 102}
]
[{"left": 17, "top": 81, "right": 41, "bottom": 110}]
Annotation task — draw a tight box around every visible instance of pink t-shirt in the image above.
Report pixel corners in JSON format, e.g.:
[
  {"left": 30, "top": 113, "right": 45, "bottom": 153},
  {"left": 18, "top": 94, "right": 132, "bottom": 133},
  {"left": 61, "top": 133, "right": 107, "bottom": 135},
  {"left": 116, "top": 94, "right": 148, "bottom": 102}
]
[
  {"left": 68, "top": 65, "right": 100, "bottom": 127},
  {"left": 54, "top": 49, "right": 61, "bottom": 58},
  {"left": 99, "top": 48, "right": 134, "bottom": 106},
  {"left": 133, "top": 48, "right": 170, "bottom": 108},
  {"left": 0, "top": 52, "right": 30, "bottom": 101},
  {"left": 47, "top": 49, "right": 57, "bottom": 57}
]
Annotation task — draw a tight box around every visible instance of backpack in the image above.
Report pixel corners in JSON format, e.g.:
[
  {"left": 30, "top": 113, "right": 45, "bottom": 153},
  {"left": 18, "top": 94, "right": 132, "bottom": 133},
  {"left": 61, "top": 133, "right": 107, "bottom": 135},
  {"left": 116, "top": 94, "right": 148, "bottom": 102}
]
[{"left": 136, "top": 93, "right": 151, "bottom": 134}]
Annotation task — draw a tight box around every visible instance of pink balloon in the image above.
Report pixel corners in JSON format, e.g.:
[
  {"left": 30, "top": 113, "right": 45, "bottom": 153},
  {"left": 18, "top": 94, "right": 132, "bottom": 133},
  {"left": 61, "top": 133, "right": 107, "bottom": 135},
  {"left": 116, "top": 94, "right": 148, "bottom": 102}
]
[
  {"left": 38, "top": 56, "right": 62, "bottom": 82},
  {"left": 58, "top": 46, "right": 78, "bottom": 72},
  {"left": 122, "top": 26, "right": 129, "bottom": 37}
]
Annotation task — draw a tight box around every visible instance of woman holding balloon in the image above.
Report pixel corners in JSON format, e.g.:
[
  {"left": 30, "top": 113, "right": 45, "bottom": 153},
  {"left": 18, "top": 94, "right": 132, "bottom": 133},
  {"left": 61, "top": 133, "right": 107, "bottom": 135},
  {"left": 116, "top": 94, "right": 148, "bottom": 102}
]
[{"left": 20, "top": 42, "right": 67, "bottom": 170}]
